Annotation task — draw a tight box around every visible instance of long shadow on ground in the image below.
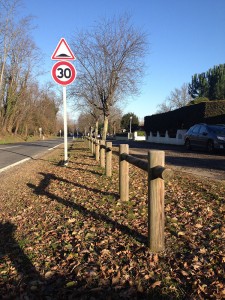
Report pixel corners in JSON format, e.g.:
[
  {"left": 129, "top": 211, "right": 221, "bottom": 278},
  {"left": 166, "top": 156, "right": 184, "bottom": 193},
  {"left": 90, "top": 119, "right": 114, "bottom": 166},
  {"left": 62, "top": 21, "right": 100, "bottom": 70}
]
[{"left": 27, "top": 172, "right": 146, "bottom": 244}]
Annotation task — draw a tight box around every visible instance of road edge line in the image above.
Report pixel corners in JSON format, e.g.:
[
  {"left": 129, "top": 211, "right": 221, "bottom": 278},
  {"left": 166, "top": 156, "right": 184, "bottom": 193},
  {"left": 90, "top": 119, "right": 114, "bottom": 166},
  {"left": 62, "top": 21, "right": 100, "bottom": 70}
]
[
  {"left": 0, "top": 142, "right": 65, "bottom": 174},
  {"left": 0, "top": 158, "right": 31, "bottom": 174}
]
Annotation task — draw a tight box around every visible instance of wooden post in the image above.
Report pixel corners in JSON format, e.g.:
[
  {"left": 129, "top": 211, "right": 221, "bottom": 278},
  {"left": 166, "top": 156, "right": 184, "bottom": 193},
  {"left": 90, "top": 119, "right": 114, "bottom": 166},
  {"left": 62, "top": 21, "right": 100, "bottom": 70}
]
[
  {"left": 148, "top": 150, "right": 165, "bottom": 252},
  {"left": 119, "top": 144, "right": 129, "bottom": 201},
  {"left": 95, "top": 140, "right": 100, "bottom": 161},
  {"left": 86, "top": 137, "right": 88, "bottom": 148},
  {"left": 93, "top": 139, "right": 96, "bottom": 156},
  {"left": 100, "top": 140, "right": 105, "bottom": 168},
  {"left": 106, "top": 142, "right": 112, "bottom": 177},
  {"left": 91, "top": 138, "right": 94, "bottom": 155}
]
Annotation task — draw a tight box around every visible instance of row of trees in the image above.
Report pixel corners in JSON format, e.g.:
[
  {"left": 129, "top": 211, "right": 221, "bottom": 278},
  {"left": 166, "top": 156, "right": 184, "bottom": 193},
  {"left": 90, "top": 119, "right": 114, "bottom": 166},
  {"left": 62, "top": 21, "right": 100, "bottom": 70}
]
[
  {"left": 69, "top": 15, "right": 147, "bottom": 140},
  {"left": 76, "top": 106, "right": 123, "bottom": 137},
  {"left": 0, "top": 0, "right": 59, "bottom": 136},
  {"left": 75, "top": 111, "right": 140, "bottom": 137},
  {"left": 157, "top": 64, "right": 225, "bottom": 113}
]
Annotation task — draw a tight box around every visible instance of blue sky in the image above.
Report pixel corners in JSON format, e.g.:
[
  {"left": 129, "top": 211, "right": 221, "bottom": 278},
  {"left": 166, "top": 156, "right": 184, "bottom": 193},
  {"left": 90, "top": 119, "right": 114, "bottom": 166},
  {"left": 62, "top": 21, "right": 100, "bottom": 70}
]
[{"left": 21, "top": 0, "right": 225, "bottom": 122}]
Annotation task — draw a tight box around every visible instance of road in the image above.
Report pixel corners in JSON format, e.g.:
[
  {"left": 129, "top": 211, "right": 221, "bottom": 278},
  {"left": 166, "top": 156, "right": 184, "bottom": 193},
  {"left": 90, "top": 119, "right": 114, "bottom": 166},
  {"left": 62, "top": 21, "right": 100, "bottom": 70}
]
[
  {"left": 1, "top": 138, "right": 224, "bottom": 181},
  {"left": 0, "top": 138, "right": 64, "bottom": 173},
  {"left": 111, "top": 140, "right": 225, "bottom": 181}
]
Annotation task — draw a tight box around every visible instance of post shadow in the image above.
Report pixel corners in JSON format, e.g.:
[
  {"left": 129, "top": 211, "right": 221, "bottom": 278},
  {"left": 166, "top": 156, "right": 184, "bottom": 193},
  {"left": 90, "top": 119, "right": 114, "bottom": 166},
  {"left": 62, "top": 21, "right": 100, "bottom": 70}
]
[
  {"left": 0, "top": 222, "right": 161, "bottom": 299},
  {"left": 66, "top": 166, "right": 103, "bottom": 176},
  {"left": 0, "top": 221, "right": 69, "bottom": 297},
  {"left": 36, "top": 172, "right": 119, "bottom": 199},
  {"left": 0, "top": 221, "right": 43, "bottom": 295},
  {"left": 27, "top": 173, "right": 147, "bottom": 244}
]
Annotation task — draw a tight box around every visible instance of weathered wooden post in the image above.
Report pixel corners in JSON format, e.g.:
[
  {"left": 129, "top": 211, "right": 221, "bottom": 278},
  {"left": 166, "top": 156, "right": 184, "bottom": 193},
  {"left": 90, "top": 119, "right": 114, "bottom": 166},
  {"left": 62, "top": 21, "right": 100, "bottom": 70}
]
[
  {"left": 119, "top": 144, "right": 129, "bottom": 201},
  {"left": 91, "top": 138, "right": 94, "bottom": 155},
  {"left": 106, "top": 142, "right": 112, "bottom": 177},
  {"left": 95, "top": 139, "right": 100, "bottom": 161},
  {"left": 148, "top": 150, "right": 171, "bottom": 252},
  {"left": 92, "top": 138, "right": 95, "bottom": 156},
  {"left": 100, "top": 140, "right": 105, "bottom": 168}
]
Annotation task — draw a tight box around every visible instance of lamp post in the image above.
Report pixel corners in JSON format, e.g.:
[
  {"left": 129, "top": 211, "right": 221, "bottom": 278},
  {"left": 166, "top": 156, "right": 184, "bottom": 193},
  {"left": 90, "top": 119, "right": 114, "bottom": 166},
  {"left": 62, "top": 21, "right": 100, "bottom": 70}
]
[{"left": 129, "top": 116, "right": 133, "bottom": 139}]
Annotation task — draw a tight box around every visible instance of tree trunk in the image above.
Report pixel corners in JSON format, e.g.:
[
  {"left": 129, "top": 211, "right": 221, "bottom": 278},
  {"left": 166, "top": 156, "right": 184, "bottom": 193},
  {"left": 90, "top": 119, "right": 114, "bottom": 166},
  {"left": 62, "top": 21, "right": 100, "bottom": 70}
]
[
  {"left": 113, "top": 122, "right": 116, "bottom": 135},
  {"left": 25, "top": 124, "right": 28, "bottom": 137},
  {"left": 95, "top": 119, "right": 99, "bottom": 138},
  {"left": 102, "top": 115, "right": 108, "bottom": 141}
]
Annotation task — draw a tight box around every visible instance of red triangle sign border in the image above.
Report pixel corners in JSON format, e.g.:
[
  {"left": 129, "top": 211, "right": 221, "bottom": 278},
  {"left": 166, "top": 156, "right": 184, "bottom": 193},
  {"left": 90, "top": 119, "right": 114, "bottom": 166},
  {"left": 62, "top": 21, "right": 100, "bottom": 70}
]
[{"left": 51, "top": 38, "right": 75, "bottom": 61}]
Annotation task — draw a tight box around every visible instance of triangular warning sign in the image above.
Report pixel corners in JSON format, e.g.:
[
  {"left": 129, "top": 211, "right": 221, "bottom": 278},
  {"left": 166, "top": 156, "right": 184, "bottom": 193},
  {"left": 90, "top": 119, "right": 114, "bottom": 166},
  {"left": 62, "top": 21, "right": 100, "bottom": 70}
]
[{"left": 51, "top": 38, "right": 75, "bottom": 60}]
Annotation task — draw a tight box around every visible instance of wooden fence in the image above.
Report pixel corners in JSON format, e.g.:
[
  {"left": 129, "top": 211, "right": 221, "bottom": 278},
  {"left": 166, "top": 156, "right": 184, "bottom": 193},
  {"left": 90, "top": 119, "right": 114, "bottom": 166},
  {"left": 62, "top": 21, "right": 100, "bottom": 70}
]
[{"left": 85, "top": 137, "right": 173, "bottom": 252}]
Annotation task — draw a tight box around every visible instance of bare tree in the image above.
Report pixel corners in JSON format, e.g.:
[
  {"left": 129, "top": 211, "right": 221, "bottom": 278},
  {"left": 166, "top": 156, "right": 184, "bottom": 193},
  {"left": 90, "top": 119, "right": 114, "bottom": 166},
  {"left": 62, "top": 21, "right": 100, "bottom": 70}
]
[
  {"left": 2, "top": 26, "right": 40, "bottom": 132},
  {"left": 157, "top": 83, "right": 193, "bottom": 113},
  {"left": 0, "top": 0, "right": 13, "bottom": 90},
  {"left": 69, "top": 15, "right": 147, "bottom": 140},
  {"left": 77, "top": 112, "right": 96, "bottom": 136},
  {"left": 78, "top": 105, "right": 103, "bottom": 137},
  {"left": 108, "top": 106, "right": 122, "bottom": 135},
  {"left": 0, "top": 0, "right": 39, "bottom": 133},
  {"left": 0, "top": 0, "right": 22, "bottom": 107}
]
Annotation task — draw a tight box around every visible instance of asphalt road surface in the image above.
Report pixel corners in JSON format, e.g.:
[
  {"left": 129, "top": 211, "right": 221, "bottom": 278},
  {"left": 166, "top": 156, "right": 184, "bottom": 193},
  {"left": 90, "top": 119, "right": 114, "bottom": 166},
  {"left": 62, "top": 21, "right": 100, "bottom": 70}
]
[
  {"left": 111, "top": 140, "right": 225, "bottom": 181},
  {"left": 1, "top": 138, "right": 225, "bottom": 181},
  {"left": 0, "top": 138, "right": 65, "bottom": 173}
]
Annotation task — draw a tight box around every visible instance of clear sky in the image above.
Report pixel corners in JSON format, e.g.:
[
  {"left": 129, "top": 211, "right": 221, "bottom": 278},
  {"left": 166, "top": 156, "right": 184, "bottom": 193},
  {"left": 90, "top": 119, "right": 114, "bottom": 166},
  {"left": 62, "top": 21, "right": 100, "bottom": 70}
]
[{"left": 21, "top": 0, "right": 225, "bottom": 122}]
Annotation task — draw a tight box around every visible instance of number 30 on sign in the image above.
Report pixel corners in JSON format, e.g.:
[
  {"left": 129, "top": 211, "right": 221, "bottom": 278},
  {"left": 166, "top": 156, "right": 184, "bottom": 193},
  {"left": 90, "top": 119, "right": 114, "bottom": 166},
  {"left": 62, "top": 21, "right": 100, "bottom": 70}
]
[{"left": 51, "top": 61, "right": 76, "bottom": 86}]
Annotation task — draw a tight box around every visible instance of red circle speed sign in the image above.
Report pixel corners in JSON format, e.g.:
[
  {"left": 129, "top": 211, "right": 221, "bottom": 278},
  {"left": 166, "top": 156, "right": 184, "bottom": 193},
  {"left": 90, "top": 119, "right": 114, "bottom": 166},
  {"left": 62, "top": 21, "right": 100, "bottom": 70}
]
[{"left": 51, "top": 61, "right": 76, "bottom": 86}]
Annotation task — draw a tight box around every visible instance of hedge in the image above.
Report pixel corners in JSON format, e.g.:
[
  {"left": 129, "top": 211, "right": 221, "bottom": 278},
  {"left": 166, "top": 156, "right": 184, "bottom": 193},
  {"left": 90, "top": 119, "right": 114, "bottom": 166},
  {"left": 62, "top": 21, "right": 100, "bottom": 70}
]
[
  {"left": 144, "top": 100, "right": 225, "bottom": 135},
  {"left": 115, "top": 133, "right": 128, "bottom": 137}
]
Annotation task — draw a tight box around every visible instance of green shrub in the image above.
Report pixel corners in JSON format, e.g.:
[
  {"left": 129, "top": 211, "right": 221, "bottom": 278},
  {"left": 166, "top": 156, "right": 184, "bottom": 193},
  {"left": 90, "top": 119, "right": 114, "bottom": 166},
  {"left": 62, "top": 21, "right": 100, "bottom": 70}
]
[
  {"left": 136, "top": 131, "right": 145, "bottom": 136},
  {"left": 189, "top": 97, "right": 209, "bottom": 105}
]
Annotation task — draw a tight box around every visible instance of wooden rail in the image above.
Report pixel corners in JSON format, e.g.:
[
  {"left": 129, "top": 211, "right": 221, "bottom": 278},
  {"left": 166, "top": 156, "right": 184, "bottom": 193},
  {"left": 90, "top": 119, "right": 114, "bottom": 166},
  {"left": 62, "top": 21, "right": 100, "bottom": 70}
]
[{"left": 84, "top": 137, "right": 173, "bottom": 252}]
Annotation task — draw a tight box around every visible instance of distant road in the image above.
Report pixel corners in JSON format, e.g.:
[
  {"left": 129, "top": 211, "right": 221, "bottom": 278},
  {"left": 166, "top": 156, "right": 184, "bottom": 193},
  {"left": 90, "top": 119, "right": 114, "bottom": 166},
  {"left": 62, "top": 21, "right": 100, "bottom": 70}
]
[
  {"left": 0, "top": 138, "right": 65, "bottom": 173},
  {"left": 1, "top": 138, "right": 225, "bottom": 180}
]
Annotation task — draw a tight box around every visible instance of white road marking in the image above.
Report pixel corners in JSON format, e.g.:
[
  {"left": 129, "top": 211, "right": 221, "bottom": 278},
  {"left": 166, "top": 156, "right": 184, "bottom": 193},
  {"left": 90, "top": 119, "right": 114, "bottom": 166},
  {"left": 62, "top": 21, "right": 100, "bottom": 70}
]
[
  {"left": 0, "top": 142, "right": 63, "bottom": 173},
  {"left": 48, "top": 143, "right": 64, "bottom": 150},
  {"left": 0, "top": 145, "right": 20, "bottom": 150},
  {"left": 0, "top": 158, "right": 31, "bottom": 174}
]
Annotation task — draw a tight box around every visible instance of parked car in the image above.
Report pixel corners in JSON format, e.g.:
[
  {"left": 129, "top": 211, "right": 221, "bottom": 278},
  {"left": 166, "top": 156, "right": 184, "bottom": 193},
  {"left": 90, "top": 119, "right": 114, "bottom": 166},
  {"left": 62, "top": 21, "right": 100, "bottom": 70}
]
[{"left": 184, "top": 123, "right": 225, "bottom": 153}]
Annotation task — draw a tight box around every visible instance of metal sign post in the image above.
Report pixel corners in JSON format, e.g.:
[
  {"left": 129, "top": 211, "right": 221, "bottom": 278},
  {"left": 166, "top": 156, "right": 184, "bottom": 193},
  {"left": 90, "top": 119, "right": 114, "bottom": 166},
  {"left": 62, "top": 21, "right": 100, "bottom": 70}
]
[
  {"left": 63, "top": 86, "right": 68, "bottom": 164},
  {"left": 51, "top": 38, "right": 76, "bottom": 166}
]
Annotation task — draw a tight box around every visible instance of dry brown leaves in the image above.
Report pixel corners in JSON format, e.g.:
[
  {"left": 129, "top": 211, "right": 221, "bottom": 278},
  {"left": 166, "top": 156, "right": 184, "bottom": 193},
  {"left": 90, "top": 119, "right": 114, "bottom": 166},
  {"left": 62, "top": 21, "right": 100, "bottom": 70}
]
[{"left": 0, "top": 141, "right": 224, "bottom": 299}]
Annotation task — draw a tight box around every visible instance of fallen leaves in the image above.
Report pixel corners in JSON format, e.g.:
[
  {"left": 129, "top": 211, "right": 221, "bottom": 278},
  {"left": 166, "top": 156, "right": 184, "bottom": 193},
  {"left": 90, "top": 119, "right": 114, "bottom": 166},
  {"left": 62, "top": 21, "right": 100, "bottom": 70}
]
[{"left": 0, "top": 141, "right": 225, "bottom": 299}]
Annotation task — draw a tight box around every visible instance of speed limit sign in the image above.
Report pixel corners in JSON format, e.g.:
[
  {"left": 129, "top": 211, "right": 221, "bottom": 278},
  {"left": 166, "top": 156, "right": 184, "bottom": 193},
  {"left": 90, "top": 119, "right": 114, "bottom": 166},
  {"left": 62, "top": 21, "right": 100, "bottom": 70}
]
[{"left": 51, "top": 61, "right": 76, "bottom": 86}]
